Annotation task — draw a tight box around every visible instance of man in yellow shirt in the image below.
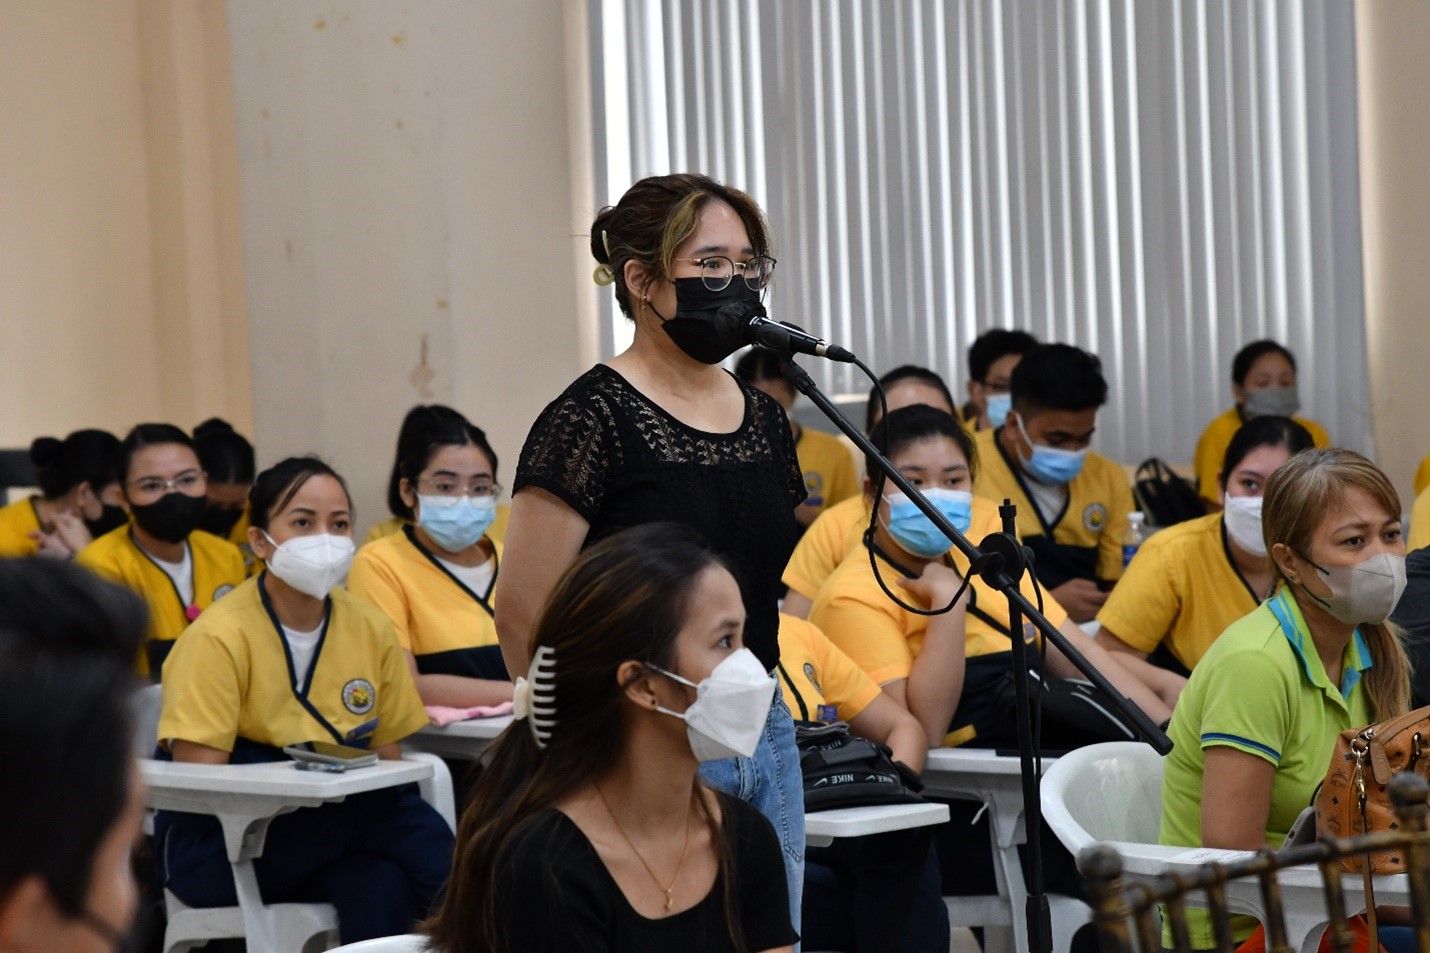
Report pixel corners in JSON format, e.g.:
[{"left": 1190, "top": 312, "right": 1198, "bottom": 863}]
[
  {"left": 972, "top": 344, "right": 1134, "bottom": 623},
  {"left": 959, "top": 329, "right": 1038, "bottom": 432}
]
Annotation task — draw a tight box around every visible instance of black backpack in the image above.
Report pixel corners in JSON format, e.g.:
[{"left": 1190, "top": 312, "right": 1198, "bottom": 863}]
[
  {"left": 1133, "top": 457, "right": 1204, "bottom": 528},
  {"left": 779, "top": 663, "right": 925, "bottom": 810}
]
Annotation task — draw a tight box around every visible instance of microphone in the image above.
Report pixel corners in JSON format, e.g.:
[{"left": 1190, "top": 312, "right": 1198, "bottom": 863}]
[{"left": 739, "top": 303, "right": 857, "bottom": 363}]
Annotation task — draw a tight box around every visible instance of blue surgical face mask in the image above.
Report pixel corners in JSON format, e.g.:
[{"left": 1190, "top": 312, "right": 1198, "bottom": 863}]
[
  {"left": 883, "top": 488, "right": 973, "bottom": 558},
  {"left": 417, "top": 494, "right": 496, "bottom": 553},
  {"left": 985, "top": 392, "right": 1013, "bottom": 428},
  {"left": 1013, "top": 413, "right": 1088, "bottom": 485}
]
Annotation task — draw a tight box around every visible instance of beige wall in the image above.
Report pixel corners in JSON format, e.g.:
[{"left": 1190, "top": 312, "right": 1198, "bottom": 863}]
[
  {"left": 227, "top": 1, "right": 595, "bottom": 536},
  {"left": 1358, "top": 0, "right": 1430, "bottom": 510},
  {"left": 0, "top": 0, "right": 251, "bottom": 451}
]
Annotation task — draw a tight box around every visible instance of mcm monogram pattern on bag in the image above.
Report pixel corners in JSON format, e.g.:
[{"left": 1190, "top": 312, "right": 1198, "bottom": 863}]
[{"left": 1315, "top": 705, "right": 1430, "bottom": 873}]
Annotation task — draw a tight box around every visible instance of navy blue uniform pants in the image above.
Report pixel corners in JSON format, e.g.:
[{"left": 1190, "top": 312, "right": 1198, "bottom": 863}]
[
  {"left": 802, "top": 828, "right": 949, "bottom": 953},
  {"left": 155, "top": 784, "right": 453, "bottom": 944}
]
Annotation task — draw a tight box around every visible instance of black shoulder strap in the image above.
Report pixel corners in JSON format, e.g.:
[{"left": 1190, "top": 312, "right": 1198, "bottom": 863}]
[
  {"left": 775, "top": 661, "right": 810, "bottom": 721},
  {"left": 991, "top": 426, "right": 1070, "bottom": 535},
  {"left": 257, "top": 573, "right": 343, "bottom": 744},
  {"left": 402, "top": 524, "right": 497, "bottom": 618}
]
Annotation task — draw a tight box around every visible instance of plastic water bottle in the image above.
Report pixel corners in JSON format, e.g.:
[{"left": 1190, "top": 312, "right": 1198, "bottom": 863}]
[{"left": 1122, "top": 511, "right": 1147, "bottom": 569}]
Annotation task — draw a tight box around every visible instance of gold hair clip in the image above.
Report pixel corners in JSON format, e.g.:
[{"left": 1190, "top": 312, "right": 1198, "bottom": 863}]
[
  {"left": 592, "top": 263, "right": 616, "bottom": 286},
  {"left": 601, "top": 229, "right": 613, "bottom": 259}
]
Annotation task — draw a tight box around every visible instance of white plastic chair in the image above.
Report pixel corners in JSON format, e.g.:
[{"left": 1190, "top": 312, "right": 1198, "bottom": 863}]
[
  {"left": 1040, "top": 740, "right": 1164, "bottom": 857},
  {"left": 1042, "top": 741, "right": 1411, "bottom": 953},
  {"left": 130, "top": 684, "right": 164, "bottom": 759},
  {"left": 328, "top": 934, "right": 430, "bottom": 952}
]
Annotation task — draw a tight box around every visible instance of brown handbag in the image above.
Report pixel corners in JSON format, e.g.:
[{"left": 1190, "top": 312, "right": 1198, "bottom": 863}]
[{"left": 1314, "top": 704, "right": 1430, "bottom": 873}]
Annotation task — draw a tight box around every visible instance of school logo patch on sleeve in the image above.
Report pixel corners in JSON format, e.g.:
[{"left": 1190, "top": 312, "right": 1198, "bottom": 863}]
[
  {"left": 804, "top": 472, "right": 826, "bottom": 505},
  {"left": 342, "top": 678, "right": 376, "bottom": 715},
  {"left": 212, "top": 584, "right": 235, "bottom": 601},
  {"left": 1082, "top": 502, "right": 1108, "bottom": 533},
  {"left": 803, "top": 662, "right": 824, "bottom": 696}
]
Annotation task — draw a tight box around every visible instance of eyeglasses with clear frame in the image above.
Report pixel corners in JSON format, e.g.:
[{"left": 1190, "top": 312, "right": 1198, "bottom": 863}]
[
  {"left": 127, "top": 471, "right": 206, "bottom": 497},
  {"left": 672, "top": 255, "right": 777, "bottom": 292},
  {"left": 416, "top": 478, "right": 503, "bottom": 499}
]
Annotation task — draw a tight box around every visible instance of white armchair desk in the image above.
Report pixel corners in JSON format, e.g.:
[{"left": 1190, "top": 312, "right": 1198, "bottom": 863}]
[{"left": 139, "top": 758, "right": 433, "bottom": 952}]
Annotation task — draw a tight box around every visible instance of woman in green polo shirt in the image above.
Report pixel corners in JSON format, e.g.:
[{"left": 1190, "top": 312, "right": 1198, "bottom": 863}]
[{"left": 1159, "top": 448, "right": 1411, "bottom": 949}]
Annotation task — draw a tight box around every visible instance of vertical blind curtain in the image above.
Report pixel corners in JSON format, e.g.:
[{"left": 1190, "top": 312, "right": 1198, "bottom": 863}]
[{"left": 590, "top": 0, "right": 1371, "bottom": 466}]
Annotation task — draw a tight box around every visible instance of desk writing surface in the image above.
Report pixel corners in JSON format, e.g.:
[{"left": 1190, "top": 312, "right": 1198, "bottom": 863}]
[
  {"left": 407, "top": 715, "right": 513, "bottom": 759},
  {"left": 804, "top": 802, "right": 950, "bottom": 845},
  {"left": 139, "top": 759, "right": 431, "bottom": 805}
]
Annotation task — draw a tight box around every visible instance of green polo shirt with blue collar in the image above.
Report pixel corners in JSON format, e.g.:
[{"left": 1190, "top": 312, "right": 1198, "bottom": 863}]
[{"left": 1159, "top": 587, "right": 1373, "bottom": 948}]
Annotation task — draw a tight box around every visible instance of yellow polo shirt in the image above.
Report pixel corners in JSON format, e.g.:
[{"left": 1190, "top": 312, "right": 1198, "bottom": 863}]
[
  {"left": 1192, "top": 407, "right": 1330, "bottom": 504},
  {"left": 972, "top": 427, "right": 1133, "bottom": 587},
  {"left": 794, "top": 427, "right": 858, "bottom": 520},
  {"left": 0, "top": 497, "right": 42, "bottom": 558},
  {"left": 1095, "top": 513, "right": 1263, "bottom": 671},
  {"left": 347, "top": 526, "right": 505, "bottom": 680},
  {"left": 776, "top": 613, "right": 882, "bottom": 724},
  {"left": 1416, "top": 452, "right": 1430, "bottom": 498},
  {"left": 159, "top": 575, "right": 428, "bottom": 753},
  {"left": 783, "top": 496, "right": 871, "bottom": 601},
  {"left": 363, "top": 504, "right": 511, "bottom": 547},
  {"left": 76, "top": 526, "right": 246, "bottom": 676},
  {"left": 809, "top": 499, "right": 1068, "bottom": 683},
  {"left": 1410, "top": 485, "right": 1430, "bottom": 553}
]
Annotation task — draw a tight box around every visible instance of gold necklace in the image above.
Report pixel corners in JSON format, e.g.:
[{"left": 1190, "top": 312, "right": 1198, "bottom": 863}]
[{"left": 595, "top": 783, "right": 694, "bottom": 912}]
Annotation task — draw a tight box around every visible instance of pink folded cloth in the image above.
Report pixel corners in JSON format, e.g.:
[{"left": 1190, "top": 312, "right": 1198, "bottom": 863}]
[{"left": 425, "top": 701, "right": 515, "bottom": 727}]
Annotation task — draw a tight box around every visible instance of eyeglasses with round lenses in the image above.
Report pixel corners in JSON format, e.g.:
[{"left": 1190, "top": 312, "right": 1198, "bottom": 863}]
[{"left": 675, "top": 255, "right": 777, "bottom": 292}]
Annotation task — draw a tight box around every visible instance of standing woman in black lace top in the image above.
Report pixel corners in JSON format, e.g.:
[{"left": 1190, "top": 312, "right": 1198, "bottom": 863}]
[{"left": 498, "top": 173, "right": 808, "bottom": 937}]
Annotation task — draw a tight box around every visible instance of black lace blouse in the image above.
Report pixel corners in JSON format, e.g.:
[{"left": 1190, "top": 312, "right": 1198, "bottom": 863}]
[{"left": 515, "top": 364, "right": 805, "bottom": 670}]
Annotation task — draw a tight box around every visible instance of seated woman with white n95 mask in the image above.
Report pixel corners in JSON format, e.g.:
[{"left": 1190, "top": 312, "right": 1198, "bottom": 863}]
[
  {"left": 425, "top": 522, "right": 796, "bottom": 953},
  {"left": 155, "top": 456, "right": 453, "bottom": 945}
]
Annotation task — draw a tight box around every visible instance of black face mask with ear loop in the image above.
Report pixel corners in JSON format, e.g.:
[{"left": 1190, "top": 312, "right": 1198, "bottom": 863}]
[
  {"left": 198, "top": 505, "right": 245, "bottom": 538},
  {"left": 129, "top": 492, "right": 207, "bottom": 544},
  {"left": 84, "top": 504, "right": 130, "bottom": 539},
  {"left": 655, "top": 279, "right": 763, "bottom": 365}
]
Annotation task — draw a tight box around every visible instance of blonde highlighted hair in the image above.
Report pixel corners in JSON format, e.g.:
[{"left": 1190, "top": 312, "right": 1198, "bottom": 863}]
[
  {"left": 590, "top": 173, "right": 773, "bottom": 319},
  {"left": 1262, "top": 448, "right": 1411, "bottom": 719}
]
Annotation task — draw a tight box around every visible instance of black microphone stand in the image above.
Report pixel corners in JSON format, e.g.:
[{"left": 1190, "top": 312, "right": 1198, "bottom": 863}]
[{"left": 779, "top": 354, "right": 1172, "bottom": 953}]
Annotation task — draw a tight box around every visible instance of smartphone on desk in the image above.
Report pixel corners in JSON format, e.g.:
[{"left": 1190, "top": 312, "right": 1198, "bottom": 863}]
[{"left": 283, "top": 741, "right": 379, "bottom": 772}]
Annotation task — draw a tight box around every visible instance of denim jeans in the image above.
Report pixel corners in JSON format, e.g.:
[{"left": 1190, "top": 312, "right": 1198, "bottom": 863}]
[{"left": 699, "top": 683, "right": 805, "bottom": 948}]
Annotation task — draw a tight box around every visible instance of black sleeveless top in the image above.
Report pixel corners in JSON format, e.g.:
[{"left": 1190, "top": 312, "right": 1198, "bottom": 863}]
[{"left": 515, "top": 365, "right": 805, "bottom": 670}]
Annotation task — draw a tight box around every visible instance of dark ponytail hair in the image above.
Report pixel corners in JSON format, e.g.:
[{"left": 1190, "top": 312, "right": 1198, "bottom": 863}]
[
  {"left": 866, "top": 404, "right": 979, "bottom": 482},
  {"left": 117, "top": 424, "right": 197, "bottom": 485},
  {"left": 385, "top": 405, "right": 498, "bottom": 520},
  {"left": 425, "top": 523, "right": 747, "bottom": 953},
  {"left": 28, "top": 429, "right": 121, "bottom": 500},
  {"left": 1218, "top": 415, "right": 1315, "bottom": 491},
  {"left": 193, "top": 418, "right": 256, "bottom": 485},
  {"left": 248, "top": 457, "right": 352, "bottom": 531}
]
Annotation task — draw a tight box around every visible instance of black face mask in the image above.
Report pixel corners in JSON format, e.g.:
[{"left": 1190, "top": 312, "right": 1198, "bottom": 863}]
[
  {"left": 656, "top": 279, "right": 763, "bottom": 365},
  {"left": 83, "top": 505, "right": 130, "bottom": 539},
  {"left": 198, "top": 505, "right": 245, "bottom": 538},
  {"left": 130, "top": 492, "right": 207, "bottom": 544}
]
